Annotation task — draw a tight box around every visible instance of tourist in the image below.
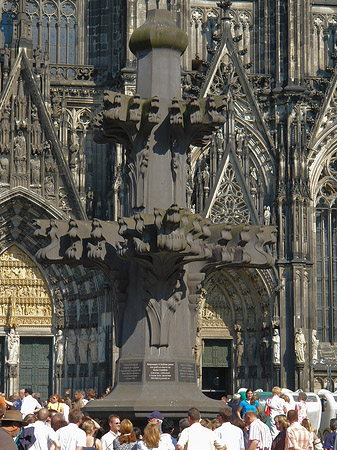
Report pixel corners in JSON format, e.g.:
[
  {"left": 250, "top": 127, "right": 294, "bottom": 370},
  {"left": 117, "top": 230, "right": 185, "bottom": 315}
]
[
  {"left": 101, "top": 415, "right": 121, "bottom": 450},
  {"left": 13, "top": 389, "right": 25, "bottom": 411},
  {"left": 286, "top": 410, "right": 312, "bottom": 450},
  {"left": 48, "top": 394, "right": 65, "bottom": 415},
  {"left": 56, "top": 409, "right": 86, "bottom": 449},
  {"left": 51, "top": 413, "right": 68, "bottom": 432},
  {"left": 64, "top": 389, "right": 86, "bottom": 410},
  {"left": 271, "top": 415, "right": 289, "bottom": 450},
  {"left": 237, "top": 389, "right": 260, "bottom": 421},
  {"left": 23, "top": 407, "right": 61, "bottom": 450},
  {"left": 159, "top": 418, "right": 177, "bottom": 449},
  {"left": 229, "top": 393, "right": 242, "bottom": 421},
  {"left": 214, "top": 406, "right": 245, "bottom": 450},
  {"left": 200, "top": 418, "right": 212, "bottom": 429},
  {"left": 20, "top": 388, "right": 42, "bottom": 418},
  {"left": 302, "top": 419, "right": 322, "bottom": 450},
  {"left": 147, "top": 412, "right": 163, "bottom": 433},
  {"left": 280, "top": 394, "right": 292, "bottom": 413},
  {"left": 113, "top": 419, "right": 137, "bottom": 450},
  {"left": 323, "top": 418, "right": 337, "bottom": 450},
  {"left": 245, "top": 411, "right": 272, "bottom": 450},
  {"left": 0, "top": 409, "right": 27, "bottom": 450},
  {"left": 176, "top": 407, "right": 224, "bottom": 450},
  {"left": 265, "top": 387, "right": 287, "bottom": 438},
  {"left": 82, "top": 419, "right": 103, "bottom": 450},
  {"left": 295, "top": 392, "right": 308, "bottom": 425},
  {"left": 86, "top": 389, "right": 97, "bottom": 402},
  {"left": 138, "top": 423, "right": 160, "bottom": 450},
  {"left": 211, "top": 418, "right": 221, "bottom": 430}
]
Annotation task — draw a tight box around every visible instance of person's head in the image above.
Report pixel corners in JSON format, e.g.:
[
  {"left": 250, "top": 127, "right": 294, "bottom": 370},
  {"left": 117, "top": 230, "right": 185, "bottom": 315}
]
[
  {"left": 82, "top": 420, "right": 95, "bottom": 437},
  {"left": 74, "top": 391, "right": 81, "bottom": 401},
  {"left": 188, "top": 407, "right": 201, "bottom": 424},
  {"left": 200, "top": 418, "right": 212, "bottom": 429},
  {"left": 287, "top": 409, "right": 298, "bottom": 424},
  {"left": 330, "top": 418, "right": 337, "bottom": 431},
  {"left": 302, "top": 419, "right": 312, "bottom": 432},
  {"left": 19, "top": 389, "right": 25, "bottom": 399},
  {"left": 179, "top": 417, "right": 190, "bottom": 432},
  {"left": 119, "top": 419, "right": 136, "bottom": 444},
  {"left": 244, "top": 411, "right": 257, "bottom": 427},
  {"left": 245, "top": 389, "right": 254, "bottom": 401},
  {"left": 86, "top": 389, "right": 96, "bottom": 400},
  {"left": 162, "top": 418, "right": 174, "bottom": 435},
  {"left": 1, "top": 410, "right": 27, "bottom": 436},
  {"left": 133, "top": 427, "right": 142, "bottom": 440},
  {"left": 298, "top": 392, "right": 307, "bottom": 402},
  {"left": 275, "top": 415, "right": 289, "bottom": 431},
  {"left": 50, "top": 394, "right": 61, "bottom": 404},
  {"left": 80, "top": 391, "right": 86, "bottom": 400},
  {"left": 272, "top": 386, "right": 282, "bottom": 396},
  {"left": 51, "top": 413, "right": 67, "bottom": 431},
  {"left": 37, "top": 408, "right": 49, "bottom": 422},
  {"left": 211, "top": 418, "right": 221, "bottom": 430},
  {"left": 147, "top": 411, "right": 163, "bottom": 426},
  {"left": 258, "top": 411, "right": 268, "bottom": 424},
  {"left": 233, "top": 393, "right": 241, "bottom": 403},
  {"left": 218, "top": 407, "right": 232, "bottom": 424},
  {"left": 69, "top": 409, "right": 83, "bottom": 425},
  {"left": 281, "top": 394, "right": 290, "bottom": 403},
  {"left": 24, "top": 414, "right": 36, "bottom": 424},
  {"left": 231, "top": 418, "right": 245, "bottom": 431},
  {"left": 108, "top": 414, "right": 120, "bottom": 433},
  {"left": 143, "top": 423, "right": 160, "bottom": 449},
  {"left": 25, "top": 388, "right": 32, "bottom": 396}
]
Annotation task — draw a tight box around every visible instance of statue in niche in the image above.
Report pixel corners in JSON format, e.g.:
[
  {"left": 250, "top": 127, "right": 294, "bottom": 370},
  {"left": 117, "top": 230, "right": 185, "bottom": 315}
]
[
  {"left": 78, "top": 328, "right": 89, "bottom": 364},
  {"left": 30, "top": 154, "right": 40, "bottom": 185},
  {"left": 312, "top": 329, "right": 319, "bottom": 363},
  {"left": 45, "top": 175, "right": 55, "bottom": 195},
  {"left": 34, "top": 46, "right": 42, "bottom": 72},
  {"left": 264, "top": 206, "right": 271, "bottom": 226},
  {"left": 44, "top": 141, "right": 56, "bottom": 172},
  {"left": 272, "top": 329, "right": 280, "bottom": 364},
  {"left": 55, "top": 330, "right": 64, "bottom": 365},
  {"left": 66, "top": 329, "right": 76, "bottom": 365},
  {"left": 89, "top": 328, "right": 98, "bottom": 364},
  {"left": 14, "top": 130, "right": 26, "bottom": 173},
  {"left": 98, "top": 327, "right": 106, "bottom": 363},
  {"left": 69, "top": 131, "right": 79, "bottom": 169},
  {"left": 0, "top": 157, "right": 9, "bottom": 183},
  {"left": 6, "top": 328, "right": 20, "bottom": 365},
  {"left": 236, "top": 330, "right": 244, "bottom": 367},
  {"left": 295, "top": 328, "right": 306, "bottom": 363},
  {"left": 1, "top": 106, "right": 10, "bottom": 153}
]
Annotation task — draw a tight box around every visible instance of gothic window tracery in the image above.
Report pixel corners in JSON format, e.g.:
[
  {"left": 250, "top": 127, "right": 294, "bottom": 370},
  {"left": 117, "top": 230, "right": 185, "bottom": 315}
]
[{"left": 0, "top": 0, "right": 17, "bottom": 44}]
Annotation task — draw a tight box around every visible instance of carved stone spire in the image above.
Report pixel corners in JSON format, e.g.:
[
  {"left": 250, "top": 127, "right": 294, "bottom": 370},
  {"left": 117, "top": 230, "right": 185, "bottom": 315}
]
[{"left": 12, "top": 0, "right": 33, "bottom": 54}]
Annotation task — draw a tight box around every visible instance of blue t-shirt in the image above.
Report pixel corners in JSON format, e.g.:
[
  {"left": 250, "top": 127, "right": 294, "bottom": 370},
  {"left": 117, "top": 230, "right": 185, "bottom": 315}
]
[
  {"left": 239, "top": 399, "right": 260, "bottom": 417},
  {"left": 323, "top": 431, "right": 336, "bottom": 450}
]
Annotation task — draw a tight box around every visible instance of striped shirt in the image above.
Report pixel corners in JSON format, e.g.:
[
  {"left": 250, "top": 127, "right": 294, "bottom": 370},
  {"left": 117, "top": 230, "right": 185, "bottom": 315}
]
[{"left": 286, "top": 422, "right": 312, "bottom": 450}]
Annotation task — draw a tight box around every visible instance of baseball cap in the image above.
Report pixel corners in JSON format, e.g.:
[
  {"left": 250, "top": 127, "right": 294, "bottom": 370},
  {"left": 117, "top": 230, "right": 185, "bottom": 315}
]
[{"left": 147, "top": 411, "right": 163, "bottom": 420}]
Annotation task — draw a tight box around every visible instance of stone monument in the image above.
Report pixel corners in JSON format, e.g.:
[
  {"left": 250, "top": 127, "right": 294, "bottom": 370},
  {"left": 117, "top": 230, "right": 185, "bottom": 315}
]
[{"left": 35, "top": 9, "right": 276, "bottom": 418}]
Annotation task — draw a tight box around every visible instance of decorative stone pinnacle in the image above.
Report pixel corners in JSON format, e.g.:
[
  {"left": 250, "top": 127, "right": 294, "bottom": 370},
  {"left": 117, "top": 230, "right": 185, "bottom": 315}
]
[{"left": 217, "top": 0, "right": 232, "bottom": 21}]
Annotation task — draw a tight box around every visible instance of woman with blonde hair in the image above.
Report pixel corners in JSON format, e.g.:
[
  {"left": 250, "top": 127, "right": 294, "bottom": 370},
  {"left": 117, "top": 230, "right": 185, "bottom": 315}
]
[
  {"left": 302, "top": 418, "right": 323, "bottom": 450},
  {"left": 113, "top": 419, "right": 137, "bottom": 450},
  {"left": 47, "top": 394, "right": 64, "bottom": 414},
  {"left": 265, "top": 386, "right": 287, "bottom": 439},
  {"left": 271, "top": 415, "right": 289, "bottom": 450},
  {"left": 138, "top": 424, "right": 160, "bottom": 450},
  {"left": 82, "top": 420, "right": 103, "bottom": 450}
]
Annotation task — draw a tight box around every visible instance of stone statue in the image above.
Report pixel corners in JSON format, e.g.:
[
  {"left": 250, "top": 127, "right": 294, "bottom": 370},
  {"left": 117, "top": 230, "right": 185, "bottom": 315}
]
[
  {"left": 236, "top": 330, "right": 244, "bottom": 366},
  {"left": 89, "top": 328, "right": 98, "bottom": 363},
  {"left": 6, "top": 328, "right": 20, "bottom": 365},
  {"left": 14, "top": 130, "right": 26, "bottom": 173},
  {"left": 78, "top": 328, "right": 89, "bottom": 364},
  {"left": 295, "top": 328, "right": 306, "bottom": 363},
  {"left": 264, "top": 206, "right": 271, "bottom": 226},
  {"left": 0, "top": 157, "right": 9, "bottom": 183},
  {"left": 98, "top": 326, "right": 106, "bottom": 363},
  {"left": 312, "top": 329, "right": 319, "bottom": 363},
  {"left": 66, "top": 329, "right": 76, "bottom": 365},
  {"left": 272, "top": 329, "right": 280, "bottom": 364},
  {"left": 30, "top": 154, "right": 40, "bottom": 185},
  {"left": 55, "top": 330, "right": 64, "bottom": 365}
]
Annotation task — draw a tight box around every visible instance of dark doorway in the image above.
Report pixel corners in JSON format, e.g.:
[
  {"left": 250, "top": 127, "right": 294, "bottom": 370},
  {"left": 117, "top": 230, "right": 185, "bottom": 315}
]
[
  {"left": 202, "top": 339, "right": 231, "bottom": 399},
  {"left": 20, "top": 337, "right": 52, "bottom": 401}
]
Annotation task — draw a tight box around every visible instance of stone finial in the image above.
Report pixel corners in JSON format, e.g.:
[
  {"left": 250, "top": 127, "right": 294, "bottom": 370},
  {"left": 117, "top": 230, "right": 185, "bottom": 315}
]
[{"left": 129, "top": 9, "right": 188, "bottom": 56}]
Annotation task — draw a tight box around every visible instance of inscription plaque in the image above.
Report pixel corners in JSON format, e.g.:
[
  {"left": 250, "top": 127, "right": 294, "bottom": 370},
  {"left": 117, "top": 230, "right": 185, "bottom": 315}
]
[
  {"left": 146, "top": 362, "right": 175, "bottom": 381},
  {"left": 178, "top": 362, "right": 196, "bottom": 382},
  {"left": 119, "top": 361, "right": 143, "bottom": 382}
]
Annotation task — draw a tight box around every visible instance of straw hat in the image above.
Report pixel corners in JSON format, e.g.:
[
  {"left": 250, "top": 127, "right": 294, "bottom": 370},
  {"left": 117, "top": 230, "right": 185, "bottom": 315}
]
[{"left": 1, "top": 409, "right": 27, "bottom": 424}]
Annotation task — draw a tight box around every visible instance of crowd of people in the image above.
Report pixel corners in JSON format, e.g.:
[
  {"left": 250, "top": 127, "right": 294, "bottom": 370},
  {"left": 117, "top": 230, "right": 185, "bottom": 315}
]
[{"left": 0, "top": 385, "right": 336, "bottom": 450}]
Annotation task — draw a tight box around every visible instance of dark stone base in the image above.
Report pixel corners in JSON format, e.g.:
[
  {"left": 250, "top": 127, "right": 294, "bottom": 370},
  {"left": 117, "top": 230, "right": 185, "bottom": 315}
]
[{"left": 83, "top": 382, "right": 224, "bottom": 420}]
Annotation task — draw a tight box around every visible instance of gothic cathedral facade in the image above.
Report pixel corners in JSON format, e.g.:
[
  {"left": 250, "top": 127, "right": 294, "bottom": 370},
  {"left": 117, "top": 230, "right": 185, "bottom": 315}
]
[{"left": 0, "top": 0, "right": 335, "bottom": 399}]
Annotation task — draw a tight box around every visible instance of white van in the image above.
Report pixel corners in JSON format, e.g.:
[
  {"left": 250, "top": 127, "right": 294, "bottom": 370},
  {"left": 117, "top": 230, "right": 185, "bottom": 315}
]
[{"left": 318, "top": 389, "right": 337, "bottom": 440}]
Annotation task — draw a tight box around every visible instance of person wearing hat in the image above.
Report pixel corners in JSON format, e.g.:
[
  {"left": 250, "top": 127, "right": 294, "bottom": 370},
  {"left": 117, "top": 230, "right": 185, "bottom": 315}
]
[
  {"left": 0, "top": 409, "right": 27, "bottom": 450},
  {"left": 147, "top": 411, "right": 163, "bottom": 434}
]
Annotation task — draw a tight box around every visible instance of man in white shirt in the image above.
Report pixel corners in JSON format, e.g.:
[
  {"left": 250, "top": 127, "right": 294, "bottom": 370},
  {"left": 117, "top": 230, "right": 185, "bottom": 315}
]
[
  {"left": 177, "top": 407, "right": 224, "bottom": 450},
  {"left": 25, "top": 408, "right": 60, "bottom": 450},
  {"left": 20, "top": 388, "right": 42, "bottom": 418},
  {"left": 245, "top": 411, "right": 272, "bottom": 450},
  {"left": 56, "top": 409, "right": 86, "bottom": 450},
  {"left": 215, "top": 406, "right": 245, "bottom": 450},
  {"left": 101, "top": 414, "right": 121, "bottom": 450}
]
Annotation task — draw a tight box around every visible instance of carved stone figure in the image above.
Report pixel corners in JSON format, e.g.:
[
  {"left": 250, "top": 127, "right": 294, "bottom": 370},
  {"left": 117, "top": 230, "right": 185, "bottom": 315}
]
[
  {"left": 45, "top": 175, "right": 55, "bottom": 195},
  {"left": 98, "top": 326, "right": 106, "bottom": 363},
  {"left": 55, "top": 329, "right": 64, "bottom": 365},
  {"left": 14, "top": 130, "right": 26, "bottom": 173},
  {"left": 69, "top": 131, "right": 79, "bottom": 169},
  {"left": 6, "top": 328, "right": 20, "bottom": 365},
  {"left": 78, "top": 328, "right": 89, "bottom": 364},
  {"left": 89, "top": 328, "right": 98, "bottom": 363},
  {"left": 30, "top": 154, "right": 40, "bottom": 185},
  {"left": 66, "top": 329, "right": 76, "bottom": 365},
  {"left": 264, "top": 206, "right": 271, "bottom": 226},
  {"left": 295, "top": 328, "right": 306, "bottom": 363},
  {"left": 236, "top": 330, "right": 244, "bottom": 366},
  {"left": 312, "top": 329, "right": 319, "bottom": 363},
  {"left": 272, "top": 328, "right": 280, "bottom": 364},
  {"left": 0, "top": 157, "right": 9, "bottom": 183}
]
